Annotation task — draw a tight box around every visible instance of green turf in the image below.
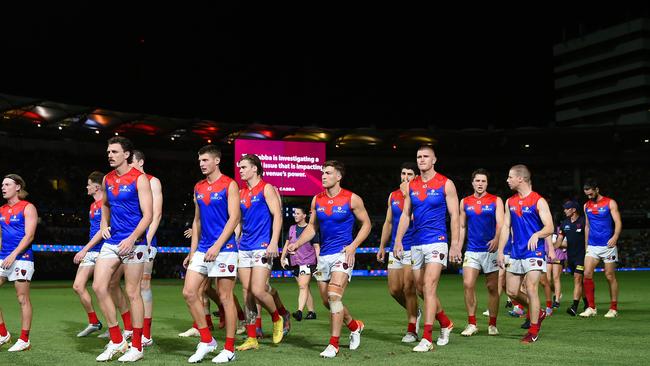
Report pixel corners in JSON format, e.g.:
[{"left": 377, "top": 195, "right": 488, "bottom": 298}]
[{"left": 1, "top": 272, "right": 648, "bottom": 365}]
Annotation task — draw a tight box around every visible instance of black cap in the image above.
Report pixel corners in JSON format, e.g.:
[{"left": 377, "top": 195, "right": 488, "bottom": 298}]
[{"left": 563, "top": 201, "right": 578, "bottom": 209}]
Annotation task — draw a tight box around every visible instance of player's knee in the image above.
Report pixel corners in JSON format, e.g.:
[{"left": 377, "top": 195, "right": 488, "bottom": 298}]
[
  {"left": 388, "top": 283, "right": 402, "bottom": 297},
  {"left": 327, "top": 282, "right": 344, "bottom": 313},
  {"left": 92, "top": 281, "right": 108, "bottom": 297},
  {"left": 219, "top": 291, "right": 233, "bottom": 306},
  {"left": 16, "top": 293, "right": 30, "bottom": 306},
  {"left": 462, "top": 278, "right": 475, "bottom": 290},
  {"left": 72, "top": 282, "right": 85, "bottom": 295},
  {"left": 505, "top": 287, "right": 518, "bottom": 298},
  {"left": 182, "top": 287, "right": 198, "bottom": 302},
  {"left": 605, "top": 272, "right": 616, "bottom": 282},
  {"left": 250, "top": 286, "right": 267, "bottom": 300},
  {"left": 486, "top": 281, "right": 498, "bottom": 294}
]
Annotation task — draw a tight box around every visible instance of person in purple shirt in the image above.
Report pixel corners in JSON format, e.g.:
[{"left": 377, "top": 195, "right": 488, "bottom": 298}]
[{"left": 280, "top": 207, "right": 318, "bottom": 321}]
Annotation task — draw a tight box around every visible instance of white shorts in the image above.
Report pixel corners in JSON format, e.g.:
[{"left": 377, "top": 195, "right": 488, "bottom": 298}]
[
  {"left": 314, "top": 252, "right": 353, "bottom": 282},
  {"left": 387, "top": 251, "right": 413, "bottom": 270},
  {"left": 0, "top": 259, "right": 35, "bottom": 281},
  {"left": 187, "top": 251, "right": 238, "bottom": 278},
  {"left": 296, "top": 264, "right": 315, "bottom": 276},
  {"left": 79, "top": 251, "right": 100, "bottom": 267},
  {"left": 98, "top": 243, "right": 148, "bottom": 264},
  {"left": 586, "top": 245, "right": 619, "bottom": 263},
  {"left": 463, "top": 251, "right": 498, "bottom": 274},
  {"left": 147, "top": 246, "right": 158, "bottom": 262},
  {"left": 507, "top": 257, "right": 547, "bottom": 275},
  {"left": 238, "top": 249, "right": 272, "bottom": 269},
  {"left": 411, "top": 243, "right": 448, "bottom": 270}
]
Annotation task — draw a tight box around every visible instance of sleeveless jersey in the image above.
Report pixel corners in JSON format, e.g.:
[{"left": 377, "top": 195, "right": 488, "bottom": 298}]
[
  {"left": 315, "top": 189, "right": 355, "bottom": 256},
  {"left": 104, "top": 167, "right": 145, "bottom": 245},
  {"left": 194, "top": 175, "right": 237, "bottom": 253},
  {"left": 239, "top": 180, "right": 272, "bottom": 251},
  {"left": 584, "top": 196, "right": 614, "bottom": 247},
  {"left": 507, "top": 191, "right": 545, "bottom": 260},
  {"left": 409, "top": 174, "right": 448, "bottom": 245},
  {"left": 0, "top": 200, "right": 34, "bottom": 262},
  {"left": 463, "top": 193, "right": 498, "bottom": 252}
]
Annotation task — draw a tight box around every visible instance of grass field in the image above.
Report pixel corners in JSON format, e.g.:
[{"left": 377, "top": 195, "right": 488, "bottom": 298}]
[{"left": 1, "top": 271, "right": 648, "bottom": 365}]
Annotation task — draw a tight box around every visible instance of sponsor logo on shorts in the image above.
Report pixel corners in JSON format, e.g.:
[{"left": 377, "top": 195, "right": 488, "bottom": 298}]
[
  {"left": 432, "top": 250, "right": 439, "bottom": 258},
  {"left": 219, "top": 263, "right": 226, "bottom": 268}
]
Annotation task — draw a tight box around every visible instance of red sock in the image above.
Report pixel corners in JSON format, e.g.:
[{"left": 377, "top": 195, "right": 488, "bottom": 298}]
[
  {"left": 132, "top": 328, "right": 143, "bottom": 351},
  {"left": 198, "top": 327, "right": 212, "bottom": 344},
  {"left": 423, "top": 324, "right": 433, "bottom": 342},
  {"left": 436, "top": 310, "right": 451, "bottom": 328},
  {"left": 255, "top": 317, "right": 262, "bottom": 329},
  {"left": 329, "top": 336, "right": 340, "bottom": 349},
  {"left": 489, "top": 316, "right": 497, "bottom": 327},
  {"left": 247, "top": 324, "right": 257, "bottom": 338},
  {"left": 225, "top": 337, "right": 235, "bottom": 352},
  {"left": 237, "top": 308, "right": 245, "bottom": 321},
  {"left": 88, "top": 311, "right": 100, "bottom": 324},
  {"left": 143, "top": 317, "right": 152, "bottom": 339},
  {"left": 278, "top": 305, "right": 289, "bottom": 317},
  {"left": 583, "top": 278, "right": 596, "bottom": 309},
  {"left": 546, "top": 300, "right": 552, "bottom": 308},
  {"left": 192, "top": 321, "right": 198, "bottom": 330},
  {"left": 109, "top": 325, "right": 123, "bottom": 344},
  {"left": 468, "top": 315, "right": 477, "bottom": 325},
  {"left": 529, "top": 323, "right": 539, "bottom": 336},
  {"left": 407, "top": 322, "right": 416, "bottom": 333},
  {"left": 610, "top": 301, "right": 618, "bottom": 311},
  {"left": 271, "top": 310, "right": 280, "bottom": 322},
  {"left": 20, "top": 329, "right": 29, "bottom": 342},
  {"left": 205, "top": 314, "right": 214, "bottom": 330},
  {"left": 0, "top": 323, "right": 7, "bottom": 337},
  {"left": 121, "top": 311, "right": 133, "bottom": 331},
  {"left": 347, "top": 320, "right": 359, "bottom": 332}
]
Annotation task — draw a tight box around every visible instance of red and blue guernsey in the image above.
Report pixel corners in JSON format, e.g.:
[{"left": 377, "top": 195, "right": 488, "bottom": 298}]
[
  {"left": 507, "top": 191, "right": 545, "bottom": 260},
  {"left": 409, "top": 174, "right": 448, "bottom": 245},
  {"left": 463, "top": 193, "right": 498, "bottom": 252},
  {"left": 239, "top": 180, "right": 272, "bottom": 251},
  {"left": 389, "top": 189, "right": 414, "bottom": 251},
  {"left": 104, "top": 167, "right": 145, "bottom": 245},
  {"left": 315, "top": 189, "right": 355, "bottom": 256},
  {"left": 145, "top": 174, "right": 157, "bottom": 247},
  {"left": 195, "top": 175, "right": 237, "bottom": 253},
  {"left": 585, "top": 197, "right": 614, "bottom": 247},
  {"left": 0, "top": 200, "right": 33, "bottom": 262},
  {"left": 88, "top": 199, "right": 104, "bottom": 252}
]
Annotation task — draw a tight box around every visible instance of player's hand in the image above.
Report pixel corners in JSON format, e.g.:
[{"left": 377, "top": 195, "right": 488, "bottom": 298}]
[
  {"left": 527, "top": 233, "right": 540, "bottom": 251},
  {"left": 497, "top": 252, "right": 505, "bottom": 269},
  {"left": 377, "top": 247, "right": 386, "bottom": 263},
  {"left": 449, "top": 246, "right": 462, "bottom": 264},
  {"left": 393, "top": 242, "right": 403, "bottom": 260},
  {"left": 607, "top": 237, "right": 618, "bottom": 248},
  {"left": 344, "top": 245, "right": 356, "bottom": 267},
  {"left": 117, "top": 237, "right": 136, "bottom": 256},
  {"left": 547, "top": 250, "right": 556, "bottom": 261},
  {"left": 266, "top": 243, "right": 279, "bottom": 259},
  {"left": 487, "top": 239, "right": 498, "bottom": 253},
  {"left": 280, "top": 256, "right": 289, "bottom": 269},
  {"left": 73, "top": 250, "right": 87, "bottom": 264},
  {"left": 184, "top": 228, "right": 192, "bottom": 238},
  {"left": 101, "top": 226, "right": 112, "bottom": 240},
  {"left": 1, "top": 254, "right": 16, "bottom": 269},
  {"left": 183, "top": 254, "right": 192, "bottom": 269},
  {"left": 205, "top": 245, "right": 220, "bottom": 262},
  {"left": 286, "top": 243, "right": 297, "bottom": 254}
]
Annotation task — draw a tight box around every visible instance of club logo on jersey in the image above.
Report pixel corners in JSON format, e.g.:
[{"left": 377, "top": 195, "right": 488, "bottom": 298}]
[
  {"left": 228, "top": 265, "right": 235, "bottom": 272},
  {"left": 207, "top": 186, "right": 212, "bottom": 191},
  {"left": 328, "top": 200, "right": 334, "bottom": 204}
]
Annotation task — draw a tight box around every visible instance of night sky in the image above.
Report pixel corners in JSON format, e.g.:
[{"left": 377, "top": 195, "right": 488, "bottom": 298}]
[{"left": 2, "top": 4, "right": 648, "bottom": 129}]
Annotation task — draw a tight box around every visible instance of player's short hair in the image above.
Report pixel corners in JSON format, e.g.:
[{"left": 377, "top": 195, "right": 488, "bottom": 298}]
[
  {"left": 239, "top": 154, "right": 263, "bottom": 176},
  {"left": 107, "top": 136, "right": 135, "bottom": 164},
  {"left": 198, "top": 144, "right": 222, "bottom": 159},
  {"left": 88, "top": 171, "right": 104, "bottom": 185},
  {"left": 400, "top": 162, "right": 418, "bottom": 173},
  {"left": 4, "top": 174, "right": 28, "bottom": 199},
  {"left": 132, "top": 149, "right": 145, "bottom": 162},
  {"left": 471, "top": 168, "right": 490, "bottom": 181},
  {"left": 323, "top": 160, "right": 345, "bottom": 178},
  {"left": 293, "top": 207, "right": 307, "bottom": 215},
  {"left": 583, "top": 178, "right": 599, "bottom": 190},
  {"left": 510, "top": 164, "right": 531, "bottom": 183},
  {"left": 416, "top": 144, "right": 435, "bottom": 155}
]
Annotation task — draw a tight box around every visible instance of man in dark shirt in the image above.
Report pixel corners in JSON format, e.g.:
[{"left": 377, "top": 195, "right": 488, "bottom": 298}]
[{"left": 555, "top": 201, "right": 587, "bottom": 316}]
